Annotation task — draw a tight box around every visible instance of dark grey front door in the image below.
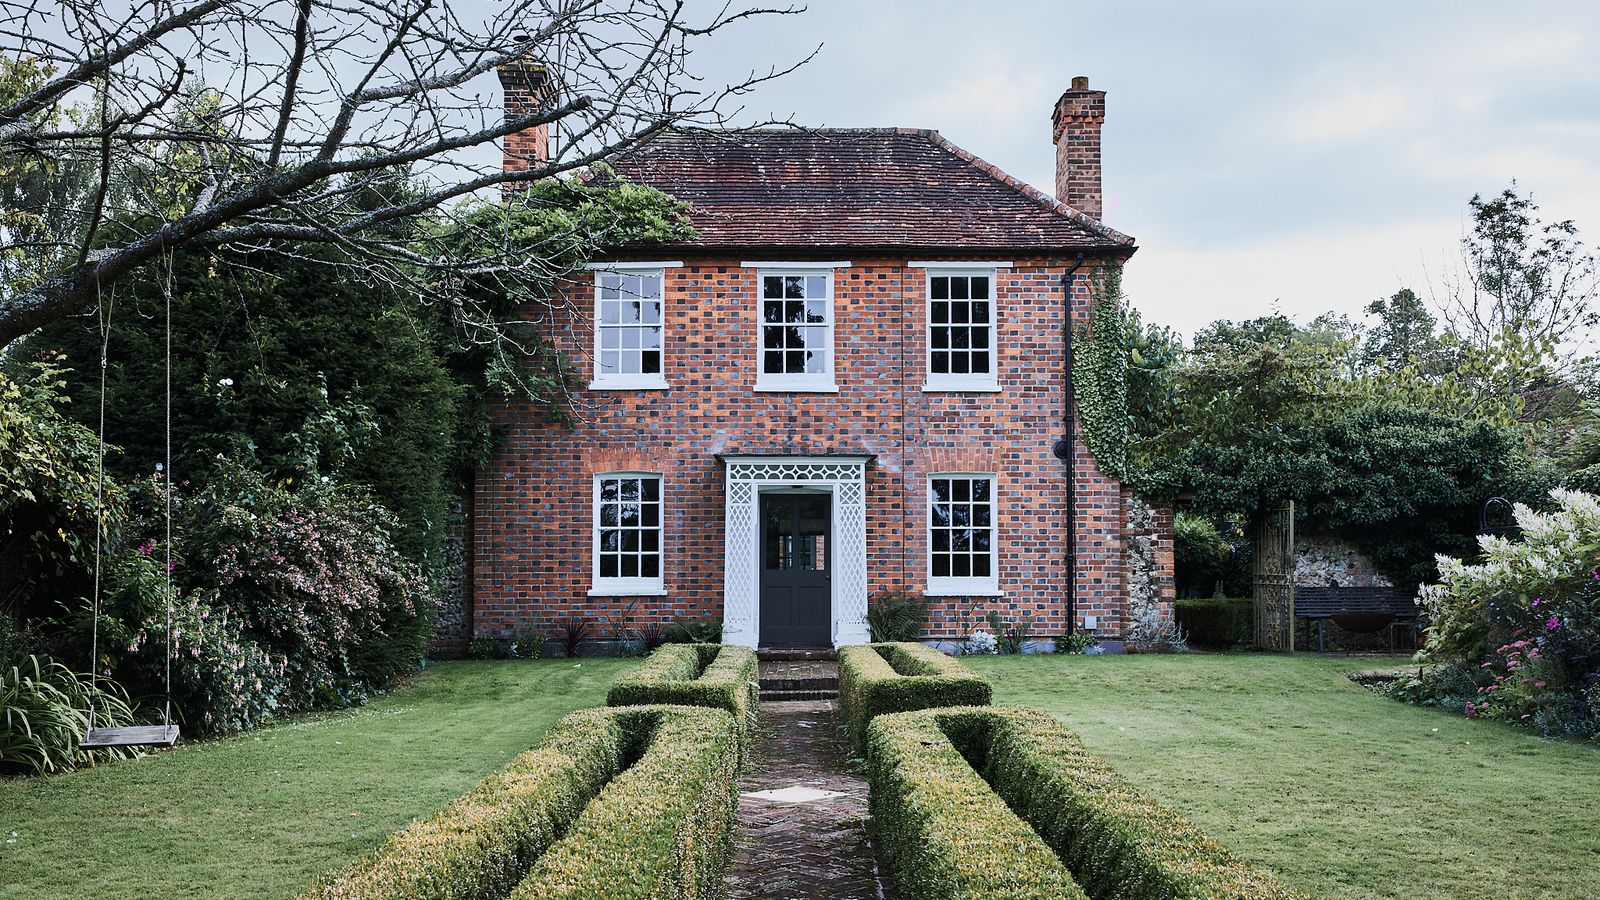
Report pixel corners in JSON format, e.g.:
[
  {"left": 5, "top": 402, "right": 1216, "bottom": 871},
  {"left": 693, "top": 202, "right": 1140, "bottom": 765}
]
[{"left": 759, "top": 492, "right": 832, "bottom": 647}]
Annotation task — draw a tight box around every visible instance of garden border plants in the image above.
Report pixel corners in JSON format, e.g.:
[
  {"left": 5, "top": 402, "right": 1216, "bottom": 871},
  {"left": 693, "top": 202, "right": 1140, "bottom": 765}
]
[
  {"left": 301, "top": 703, "right": 739, "bottom": 900},
  {"left": 837, "top": 642, "right": 991, "bottom": 752},
  {"left": 868, "top": 706, "right": 1301, "bottom": 900}
]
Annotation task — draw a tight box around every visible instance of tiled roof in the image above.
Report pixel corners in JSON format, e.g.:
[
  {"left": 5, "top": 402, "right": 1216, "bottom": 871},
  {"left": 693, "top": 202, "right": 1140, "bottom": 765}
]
[{"left": 604, "top": 128, "right": 1135, "bottom": 253}]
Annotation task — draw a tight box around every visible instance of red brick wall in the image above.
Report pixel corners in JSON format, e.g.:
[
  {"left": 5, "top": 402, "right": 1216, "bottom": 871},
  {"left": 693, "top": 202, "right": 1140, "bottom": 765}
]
[
  {"left": 1149, "top": 499, "right": 1178, "bottom": 611},
  {"left": 472, "top": 255, "right": 1133, "bottom": 641}
]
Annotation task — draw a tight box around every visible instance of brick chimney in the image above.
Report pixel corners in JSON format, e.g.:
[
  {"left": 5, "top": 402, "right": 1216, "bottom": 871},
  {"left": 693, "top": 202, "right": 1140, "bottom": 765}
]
[
  {"left": 1051, "top": 75, "right": 1106, "bottom": 220},
  {"left": 498, "top": 60, "right": 552, "bottom": 178}
]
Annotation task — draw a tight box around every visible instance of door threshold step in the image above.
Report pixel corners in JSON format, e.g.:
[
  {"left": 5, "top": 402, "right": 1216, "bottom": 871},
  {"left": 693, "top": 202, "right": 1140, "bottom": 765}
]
[
  {"left": 756, "top": 648, "right": 838, "bottom": 661},
  {"left": 760, "top": 689, "right": 839, "bottom": 702}
]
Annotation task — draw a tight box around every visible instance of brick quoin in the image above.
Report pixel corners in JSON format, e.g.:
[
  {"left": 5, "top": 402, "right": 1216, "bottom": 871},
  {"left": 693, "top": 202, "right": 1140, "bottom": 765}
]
[{"left": 473, "top": 75, "right": 1174, "bottom": 647}]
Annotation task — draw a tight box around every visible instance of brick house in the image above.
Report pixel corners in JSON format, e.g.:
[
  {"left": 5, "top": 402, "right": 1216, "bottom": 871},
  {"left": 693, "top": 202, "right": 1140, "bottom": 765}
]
[{"left": 468, "top": 70, "right": 1175, "bottom": 651}]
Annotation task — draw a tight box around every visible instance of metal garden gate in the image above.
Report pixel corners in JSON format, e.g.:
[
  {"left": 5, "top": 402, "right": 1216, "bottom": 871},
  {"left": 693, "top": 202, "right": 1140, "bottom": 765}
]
[{"left": 1253, "top": 501, "right": 1295, "bottom": 651}]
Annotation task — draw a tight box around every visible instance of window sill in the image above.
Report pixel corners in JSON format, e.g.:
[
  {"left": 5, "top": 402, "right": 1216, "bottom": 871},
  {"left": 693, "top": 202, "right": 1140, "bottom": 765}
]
[
  {"left": 925, "top": 584, "right": 1005, "bottom": 598},
  {"left": 922, "top": 381, "right": 1001, "bottom": 393},
  {"left": 587, "top": 585, "right": 668, "bottom": 597},
  {"left": 588, "top": 378, "right": 670, "bottom": 391},
  {"left": 754, "top": 380, "right": 839, "bottom": 394}
]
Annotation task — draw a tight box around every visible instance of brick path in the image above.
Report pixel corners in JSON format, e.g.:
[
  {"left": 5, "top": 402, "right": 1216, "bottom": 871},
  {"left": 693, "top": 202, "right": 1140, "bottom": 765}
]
[{"left": 726, "top": 664, "right": 894, "bottom": 899}]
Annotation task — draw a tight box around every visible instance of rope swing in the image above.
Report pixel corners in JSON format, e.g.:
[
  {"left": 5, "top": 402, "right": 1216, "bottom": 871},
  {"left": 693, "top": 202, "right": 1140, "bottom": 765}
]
[{"left": 81, "top": 254, "right": 181, "bottom": 751}]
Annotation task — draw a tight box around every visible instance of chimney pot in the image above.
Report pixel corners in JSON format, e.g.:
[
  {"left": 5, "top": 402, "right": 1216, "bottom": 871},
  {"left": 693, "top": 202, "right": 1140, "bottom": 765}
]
[{"left": 1051, "top": 77, "right": 1107, "bottom": 220}]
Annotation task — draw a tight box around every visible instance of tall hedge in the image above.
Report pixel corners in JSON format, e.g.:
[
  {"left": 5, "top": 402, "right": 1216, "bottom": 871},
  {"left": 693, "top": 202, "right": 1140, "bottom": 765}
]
[
  {"left": 837, "top": 642, "right": 990, "bottom": 752},
  {"left": 34, "top": 246, "right": 466, "bottom": 573}
]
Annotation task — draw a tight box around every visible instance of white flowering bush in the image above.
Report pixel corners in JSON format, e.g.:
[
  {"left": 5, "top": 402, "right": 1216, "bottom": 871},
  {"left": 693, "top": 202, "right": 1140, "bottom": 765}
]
[{"left": 1409, "top": 489, "right": 1600, "bottom": 737}]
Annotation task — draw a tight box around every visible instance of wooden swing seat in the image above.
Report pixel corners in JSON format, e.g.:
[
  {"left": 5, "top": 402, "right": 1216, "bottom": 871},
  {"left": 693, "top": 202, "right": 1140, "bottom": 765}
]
[{"left": 80, "top": 724, "right": 180, "bottom": 750}]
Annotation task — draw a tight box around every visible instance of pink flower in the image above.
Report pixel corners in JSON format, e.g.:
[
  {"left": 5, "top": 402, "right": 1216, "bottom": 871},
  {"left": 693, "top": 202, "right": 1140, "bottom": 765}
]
[
  {"left": 1546, "top": 616, "right": 1561, "bottom": 631},
  {"left": 1464, "top": 702, "right": 1477, "bottom": 718},
  {"left": 138, "top": 539, "right": 155, "bottom": 555}
]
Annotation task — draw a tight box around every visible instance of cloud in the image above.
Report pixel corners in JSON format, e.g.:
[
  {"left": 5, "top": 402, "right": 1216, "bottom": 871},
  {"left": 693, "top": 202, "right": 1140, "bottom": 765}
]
[
  {"left": 1121, "top": 217, "right": 1464, "bottom": 339},
  {"left": 1281, "top": 87, "right": 1417, "bottom": 143}
]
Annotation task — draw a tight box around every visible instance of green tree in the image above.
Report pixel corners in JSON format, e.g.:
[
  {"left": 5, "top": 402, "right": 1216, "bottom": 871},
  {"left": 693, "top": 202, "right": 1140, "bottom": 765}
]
[
  {"left": 28, "top": 174, "right": 693, "bottom": 574},
  {"left": 0, "top": 353, "right": 113, "bottom": 618},
  {"left": 1363, "top": 288, "right": 1451, "bottom": 374},
  {"left": 1439, "top": 184, "right": 1597, "bottom": 371},
  {"left": 1132, "top": 314, "right": 1529, "bottom": 586},
  {"left": 33, "top": 246, "right": 464, "bottom": 572}
]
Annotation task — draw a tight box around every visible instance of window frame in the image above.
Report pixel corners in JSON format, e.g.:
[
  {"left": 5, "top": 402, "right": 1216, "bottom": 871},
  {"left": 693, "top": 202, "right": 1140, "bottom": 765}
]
[
  {"left": 588, "top": 264, "right": 674, "bottom": 391},
  {"left": 923, "top": 267, "right": 1001, "bottom": 392},
  {"left": 925, "top": 472, "right": 1002, "bottom": 596},
  {"left": 752, "top": 267, "right": 839, "bottom": 393},
  {"left": 589, "top": 472, "right": 667, "bottom": 597}
]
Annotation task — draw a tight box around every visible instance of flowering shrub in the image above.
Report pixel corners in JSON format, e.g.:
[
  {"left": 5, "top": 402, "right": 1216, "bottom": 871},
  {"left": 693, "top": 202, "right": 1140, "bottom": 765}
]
[
  {"left": 123, "top": 461, "right": 433, "bottom": 726},
  {"left": 128, "top": 590, "right": 288, "bottom": 734},
  {"left": 1409, "top": 490, "right": 1600, "bottom": 738}
]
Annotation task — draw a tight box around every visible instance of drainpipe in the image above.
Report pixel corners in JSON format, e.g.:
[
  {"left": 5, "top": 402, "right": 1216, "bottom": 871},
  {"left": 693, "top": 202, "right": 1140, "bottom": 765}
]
[{"left": 1055, "top": 252, "right": 1087, "bottom": 636}]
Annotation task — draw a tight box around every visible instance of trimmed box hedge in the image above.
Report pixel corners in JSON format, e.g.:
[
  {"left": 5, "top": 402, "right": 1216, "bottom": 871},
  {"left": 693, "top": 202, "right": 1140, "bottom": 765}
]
[
  {"left": 870, "top": 706, "right": 1302, "bottom": 900},
  {"left": 1175, "top": 598, "right": 1254, "bottom": 648},
  {"left": 511, "top": 704, "right": 740, "bottom": 900},
  {"left": 838, "top": 642, "right": 991, "bottom": 751},
  {"left": 605, "top": 643, "right": 758, "bottom": 735},
  {"left": 865, "top": 705, "right": 1089, "bottom": 899},
  {"left": 301, "top": 704, "right": 740, "bottom": 900},
  {"left": 300, "top": 706, "right": 630, "bottom": 900}
]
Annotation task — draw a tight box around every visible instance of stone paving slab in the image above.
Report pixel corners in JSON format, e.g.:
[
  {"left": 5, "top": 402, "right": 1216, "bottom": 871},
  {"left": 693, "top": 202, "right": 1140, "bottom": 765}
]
[
  {"left": 758, "top": 659, "right": 841, "bottom": 683},
  {"left": 726, "top": 689, "right": 895, "bottom": 899}
]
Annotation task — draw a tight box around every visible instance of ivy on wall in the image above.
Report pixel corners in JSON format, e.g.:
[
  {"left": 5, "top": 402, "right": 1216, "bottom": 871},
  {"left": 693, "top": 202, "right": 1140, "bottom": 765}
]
[{"left": 1071, "top": 267, "right": 1132, "bottom": 481}]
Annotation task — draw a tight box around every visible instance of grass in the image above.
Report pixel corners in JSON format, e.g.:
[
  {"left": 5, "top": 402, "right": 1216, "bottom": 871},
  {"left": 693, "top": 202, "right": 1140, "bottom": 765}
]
[
  {"left": 0, "top": 658, "right": 632, "bottom": 900},
  {"left": 965, "top": 653, "right": 1600, "bottom": 900}
]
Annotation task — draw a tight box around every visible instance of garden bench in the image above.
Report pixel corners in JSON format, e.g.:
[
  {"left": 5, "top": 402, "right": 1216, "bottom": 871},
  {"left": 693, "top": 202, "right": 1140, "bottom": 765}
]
[{"left": 1294, "top": 586, "right": 1421, "bottom": 652}]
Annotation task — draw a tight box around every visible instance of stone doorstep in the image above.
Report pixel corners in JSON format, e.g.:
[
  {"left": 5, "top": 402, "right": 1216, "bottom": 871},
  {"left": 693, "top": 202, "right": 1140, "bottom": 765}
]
[
  {"left": 758, "top": 676, "right": 839, "bottom": 692},
  {"left": 755, "top": 647, "right": 839, "bottom": 662},
  {"left": 760, "top": 690, "right": 839, "bottom": 702}
]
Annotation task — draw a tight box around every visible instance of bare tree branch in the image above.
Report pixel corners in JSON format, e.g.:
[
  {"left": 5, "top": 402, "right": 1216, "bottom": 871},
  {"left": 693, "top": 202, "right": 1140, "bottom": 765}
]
[{"left": 0, "top": 0, "right": 805, "bottom": 347}]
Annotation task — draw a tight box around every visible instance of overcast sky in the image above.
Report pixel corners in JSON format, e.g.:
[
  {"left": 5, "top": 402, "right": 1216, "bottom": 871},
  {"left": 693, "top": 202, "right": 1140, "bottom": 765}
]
[{"left": 666, "top": 0, "right": 1600, "bottom": 339}]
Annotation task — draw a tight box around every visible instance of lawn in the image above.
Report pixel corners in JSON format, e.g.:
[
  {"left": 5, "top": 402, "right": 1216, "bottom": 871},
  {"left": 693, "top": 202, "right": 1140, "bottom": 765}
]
[
  {"left": 966, "top": 653, "right": 1600, "bottom": 900},
  {"left": 0, "top": 658, "right": 632, "bottom": 900}
]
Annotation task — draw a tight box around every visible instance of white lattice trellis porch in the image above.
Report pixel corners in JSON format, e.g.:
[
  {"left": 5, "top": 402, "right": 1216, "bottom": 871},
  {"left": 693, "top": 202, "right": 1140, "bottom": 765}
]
[{"left": 720, "top": 455, "right": 872, "bottom": 648}]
